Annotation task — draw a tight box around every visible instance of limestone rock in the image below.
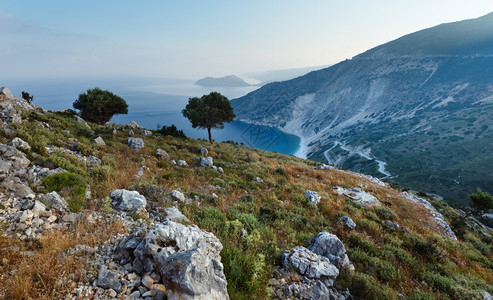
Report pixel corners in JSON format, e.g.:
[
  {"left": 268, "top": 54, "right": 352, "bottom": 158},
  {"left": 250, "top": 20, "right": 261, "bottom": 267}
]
[
  {"left": 176, "top": 160, "right": 188, "bottom": 167},
  {"left": 93, "top": 136, "right": 106, "bottom": 146},
  {"left": 38, "top": 191, "right": 70, "bottom": 212},
  {"left": 315, "top": 164, "right": 334, "bottom": 170},
  {"left": 339, "top": 216, "right": 356, "bottom": 230},
  {"left": 0, "top": 87, "right": 13, "bottom": 100},
  {"left": 128, "top": 121, "right": 142, "bottom": 129},
  {"left": 168, "top": 190, "right": 186, "bottom": 203},
  {"left": 304, "top": 190, "right": 321, "bottom": 204},
  {"left": 198, "top": 157, "right": 213, "bottom": 168},
  {"left": 76, "top": 116, "right": 91, "bottom": 130},
  {"left": 165, "top": 207, "right": 190, "bottom": 223},
  {"left": 131, "top": 221, "right": 228, "bottom": 300},
  {"left": 156, "top": 149, "right": 170, "bottom": 160},
  {"left": 200, "top": 147, "right": 208, "bottom": 156},
  {"left": 282, "top": 246, "right": 339, "bottom": 283},
  {"left": 1, "top": 177, "right": 34, "bottom": 198},
  {"left": 139, "top": 130, "right": 152, "bottom": 136},
  {"left": 109, "top": 189, "right": 147, "bottom": 216},
  {"left": 308, "top": 231, "right": 354, "bottom": 271},
  {"left": 10, "top": 137, "right": 31, "bottom": 151},
  {"left": 96, "top": 266, "right": 122, "bottom": 292},
  {"left": 334, "top": 186, "right": 380, "bottom": 207},
  {"left": 128, "top": 138, "right": 144, "bottom": 151}
]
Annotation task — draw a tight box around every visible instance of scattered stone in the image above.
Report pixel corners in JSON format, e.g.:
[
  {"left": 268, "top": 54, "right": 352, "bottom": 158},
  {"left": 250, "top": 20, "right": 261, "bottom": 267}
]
[
  {"left": 315, "top": 164, "right": 334, "bottom": 170},
  {"left": 164, "top": 207, "right": 190, "bottom": 223},
  {"left": 109, "top": 189, "right": 147, "bottom": 217},
  {"left": 76, "top": 116, "right": 91, "bottom": 130},
  {"left": 38, "top": 191, "right": 70, "bottom": 212},
  {"left": 128, "top": 121, "right": 141, "bottom": 129},
  {"left": 139, "top": 130, "right": 152, "bottom": 136},
  {"left": 168, "top": 190, "right": 186, "bottom": 203},
  {"left": 129, "top": 130, "right": 134, "bottom": 136},
  {"left": 304, "top": 190, "right": 321, "bottom": 204},
  {"left": 96, "top": 267, "right": 122, "bottom": 292},
  {"left": 217, "top": 167, "right": 224, "bottom": 174},
  {"left": 32, "top": 200, "right": 47, "bottom": 216},
  {"left": 308, "top": 231, "right": 354, "bottom": 271},
  {"left": 176, "top": 160, "right": 188, "bottom": 167},
  {"left": 282, "top": 246, "right": 339, "bottom": 283},
  {"left": 339, "top": 216, "right": 356, "bottom": 230},
  {"left": 0, "top": 87, "right": 14, "bottom": 100},
  {"left": 200, "top": 147, "right": 208, "bottom": 156},
  {"left": 0, "top": 177, "right": 33, "bottom": 198},
  {"left": 128, "top": 138, "right": 144, "bottom": 151},
  {"left": 135, "top": 166, "right": 149, "bottom": 179},
  {"left": 93, "top": 136, "right": 106, "bottom": 146},
  {"left": 255, "top": 177, "right": 263, "bottom": 184},
  {"left": 141, "top": 273, "right": 154, "bottom": 289},
  {"left": 156, "top": 149, "right": 170, "bottom": 160},
  {"left": 382, "top": 220, "right": 400, "bottom": 229},
  {"left": 198, "top": 156, "right": 213, "bottom": 168},
  {"left": 10, "top": 137, "right": 31, "bottom": 151},
  {"left": 334, "top": 186, "right": 380, "bottom": 207}
]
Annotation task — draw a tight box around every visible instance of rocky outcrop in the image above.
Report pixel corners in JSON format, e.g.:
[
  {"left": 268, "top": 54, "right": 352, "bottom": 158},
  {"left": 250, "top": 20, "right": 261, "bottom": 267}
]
[
  {"left": 38, "top": 191, "right": 70, "bottom": 212},
  {"left": 117, "top": 220, "right": 229, "bottom": 300},
  {"left": 334, "top": 186, "right": 380, "bottom": 207},
  {"left": 128, "top": 138, "right": 145, "bottom": 151},
  {"left": 198, "top": 157, "right": 213, "bottom": 168},
  {"left": 339, "top": 216, "right": 356, "bottom": 230},
  {"left": 304, "top": 190, "right": 321, "bottom": 204},
  {"left": 273, "top": 231, "right": 353, "bottom": 300},
  {"left": 200, "top": 147, "right": 208, "bottom": 156},
  {"left": 109, "top": 189, "right": 147, "bottom": 217},
  {"left": 308, "top": 231, "right": 354, "bottom": 271},
  {"left": 156, "top": 148, "right": 170, "bottom": 160},
  {"left": 93, "top": 136, "right": 106, "bottom": 146}
]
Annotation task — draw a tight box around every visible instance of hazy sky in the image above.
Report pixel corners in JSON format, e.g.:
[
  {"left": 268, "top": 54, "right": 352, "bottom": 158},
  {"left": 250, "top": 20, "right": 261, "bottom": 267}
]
[{"left": 1, "top": 1, "right": 493, "bottom": 79}]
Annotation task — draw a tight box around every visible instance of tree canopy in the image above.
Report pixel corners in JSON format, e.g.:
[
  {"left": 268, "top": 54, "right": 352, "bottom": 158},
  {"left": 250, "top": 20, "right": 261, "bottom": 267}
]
[
  {"left": 182, "top": 92, "right": 235, "bottom": 143},
  {"left": 469, "top": 188, "right": 493, "bottom": 216},
  {"left": 73, "top": 88, "right": 128, "bottom": 125}
]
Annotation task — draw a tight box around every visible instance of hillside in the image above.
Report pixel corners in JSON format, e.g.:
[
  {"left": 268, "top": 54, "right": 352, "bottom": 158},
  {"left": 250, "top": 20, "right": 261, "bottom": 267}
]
[
  {"left": 231, "top": 13, "right": 493, "bottom": 206},
  {"left": 0, "top": 87, "right": 492, "bottom": 299},
  {"left": 194, "top": 75, "right": 251, "bottom": 87}
]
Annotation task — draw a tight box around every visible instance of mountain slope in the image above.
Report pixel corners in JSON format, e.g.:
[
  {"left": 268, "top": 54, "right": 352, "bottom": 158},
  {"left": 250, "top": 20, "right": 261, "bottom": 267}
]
[{"left": 231, "top": 13, "right": 493, "bottom": 206}]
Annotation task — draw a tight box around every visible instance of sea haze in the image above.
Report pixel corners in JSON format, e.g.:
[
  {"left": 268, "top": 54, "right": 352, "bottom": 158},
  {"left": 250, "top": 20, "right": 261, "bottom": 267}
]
[{"left": 2, "top": 77, "right": 300, "bottom": 155}]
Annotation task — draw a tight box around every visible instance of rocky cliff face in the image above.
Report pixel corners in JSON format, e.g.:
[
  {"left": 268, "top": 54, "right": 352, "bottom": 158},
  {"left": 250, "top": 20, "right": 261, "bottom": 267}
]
[{"left": 231, "top": 13, "right": 493, "bottom": 205}]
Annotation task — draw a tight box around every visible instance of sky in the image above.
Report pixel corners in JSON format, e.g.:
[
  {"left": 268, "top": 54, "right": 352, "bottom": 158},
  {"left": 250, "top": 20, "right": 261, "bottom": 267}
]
[{"left": 1, "top": 1, "right": 493, "bottom": 79}]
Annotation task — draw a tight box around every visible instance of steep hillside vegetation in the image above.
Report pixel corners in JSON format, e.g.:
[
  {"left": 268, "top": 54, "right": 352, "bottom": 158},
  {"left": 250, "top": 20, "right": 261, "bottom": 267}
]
[
  {"left": 231, "top": 13, "right": 493, "bottom": 206},
  {"left": 0, "top": 89, "right": 492, "bottom": 299}
]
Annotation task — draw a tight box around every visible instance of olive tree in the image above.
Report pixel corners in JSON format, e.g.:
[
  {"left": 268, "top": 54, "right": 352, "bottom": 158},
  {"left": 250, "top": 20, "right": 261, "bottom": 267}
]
[
  {"left": 73, "top": 88, "right": 128, "bottom": 125},
  {"left": 182, "top": 92, "right": 235, "bottom": 143}
]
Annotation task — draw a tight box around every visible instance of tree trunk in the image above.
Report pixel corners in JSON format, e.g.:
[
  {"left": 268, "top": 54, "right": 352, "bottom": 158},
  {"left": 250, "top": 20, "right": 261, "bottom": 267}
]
[{"left": 208, "top": 127, "right": 213, "bottom": 144}]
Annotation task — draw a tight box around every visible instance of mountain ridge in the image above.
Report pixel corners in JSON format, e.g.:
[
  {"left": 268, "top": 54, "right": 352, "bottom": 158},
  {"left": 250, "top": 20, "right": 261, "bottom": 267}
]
[{"left": 231, "top": 12, "right": 493, "bottom": 205}]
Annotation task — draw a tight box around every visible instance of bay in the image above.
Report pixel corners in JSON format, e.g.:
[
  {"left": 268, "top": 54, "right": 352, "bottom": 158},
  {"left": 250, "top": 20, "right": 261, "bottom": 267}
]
[{"left": 2, "top": 77, "right": 300, "bottom": 155}]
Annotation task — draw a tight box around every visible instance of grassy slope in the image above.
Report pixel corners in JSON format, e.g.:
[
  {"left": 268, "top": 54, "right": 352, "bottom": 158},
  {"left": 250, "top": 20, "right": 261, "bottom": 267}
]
[{"left": 1, "top": 109, "right": 492, "bottom": 299}]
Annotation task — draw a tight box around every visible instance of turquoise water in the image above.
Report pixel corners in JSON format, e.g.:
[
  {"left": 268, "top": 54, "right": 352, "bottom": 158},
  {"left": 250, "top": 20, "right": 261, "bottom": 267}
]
[{"left": 3, "top": 78, "right": 300, "bottom": 155}]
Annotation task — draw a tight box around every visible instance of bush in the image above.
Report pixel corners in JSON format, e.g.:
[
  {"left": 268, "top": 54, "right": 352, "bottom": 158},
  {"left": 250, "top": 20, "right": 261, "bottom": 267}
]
[
  {"left": 42, "top": 172, "right": 87, "bottom": 212},
  {"left": 73, "top": 88, "right": 128, "bottom": 125},
  {"left": 157, "top": 124, "right": 186, "bottom": 138},
  {"left": 194, "top": 208, "right": 226, "bottom": 232},
  {"left": 374, "top": 206, "right": 398, "bottom": 220},
  {"left": 233, "top": 213, "right": 259, "bottom": 234},
  {"left": 349, "top": 272, "right": 397, "bottom": 299}
]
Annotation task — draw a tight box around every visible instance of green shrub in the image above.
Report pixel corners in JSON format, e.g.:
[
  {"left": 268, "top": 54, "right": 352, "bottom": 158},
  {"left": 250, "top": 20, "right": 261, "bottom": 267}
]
[
  {"left": 382, "top": 245, "right": 416, "bottom": 265},
  {"left": 42, "top": 172, "right": 87, "bottom": 212},
  {"left": 349, "top": 272, "right": 397, "bottom": 299},
  {"left": 194, "top": 207, "right": 226, "bottom": 232},
  {"left": 374, "top": 206, "right": 398, "bottom": 220},
  {"left": 233, "top": 213, "right": 259, "bottom": 234},
  {"left": 422, "top": 271, "right": 454, "bottom": 293},
  {"left": 221, "top": 246, "right": 268, "bottom": 299},
  {"left": 409, "top": 288, "right": 437, "bottom": 300},
  {"left": 348, "top": 234, "right": 378, "bottom": 256},
  {"left": 356, "top": 218, "right": 381, "bottom": 234}
]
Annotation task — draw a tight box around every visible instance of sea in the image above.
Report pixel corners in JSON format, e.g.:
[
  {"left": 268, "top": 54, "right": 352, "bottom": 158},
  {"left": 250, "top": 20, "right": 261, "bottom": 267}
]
[{"left": 2, "top": 77, "right": 300, "bottom": 155}]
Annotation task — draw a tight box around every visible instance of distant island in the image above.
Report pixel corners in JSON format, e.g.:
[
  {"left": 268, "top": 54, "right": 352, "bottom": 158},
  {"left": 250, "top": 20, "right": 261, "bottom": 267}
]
[{"left": 194, "top": 75, "right": 251, "bottom": 87}]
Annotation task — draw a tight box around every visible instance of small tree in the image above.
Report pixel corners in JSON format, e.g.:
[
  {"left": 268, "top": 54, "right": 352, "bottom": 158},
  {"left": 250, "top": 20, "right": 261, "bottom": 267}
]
[
  {"left": 21, "top": 91, "right": 33, "bottom": 103},
  {"left": 182, "top": 92, "right": 235, "bottom": 143},
  {"left": 73, "top": 88, "right": 128, "bottom": 125},
  {"left": 469, "top": 188, "right": 493, "bottom": 216}
]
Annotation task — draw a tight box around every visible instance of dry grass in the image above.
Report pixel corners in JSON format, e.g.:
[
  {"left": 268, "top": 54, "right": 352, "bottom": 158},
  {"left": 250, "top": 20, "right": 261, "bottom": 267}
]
[{"left": 0, "top": 213, "right": 126, "bottom": 299}]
